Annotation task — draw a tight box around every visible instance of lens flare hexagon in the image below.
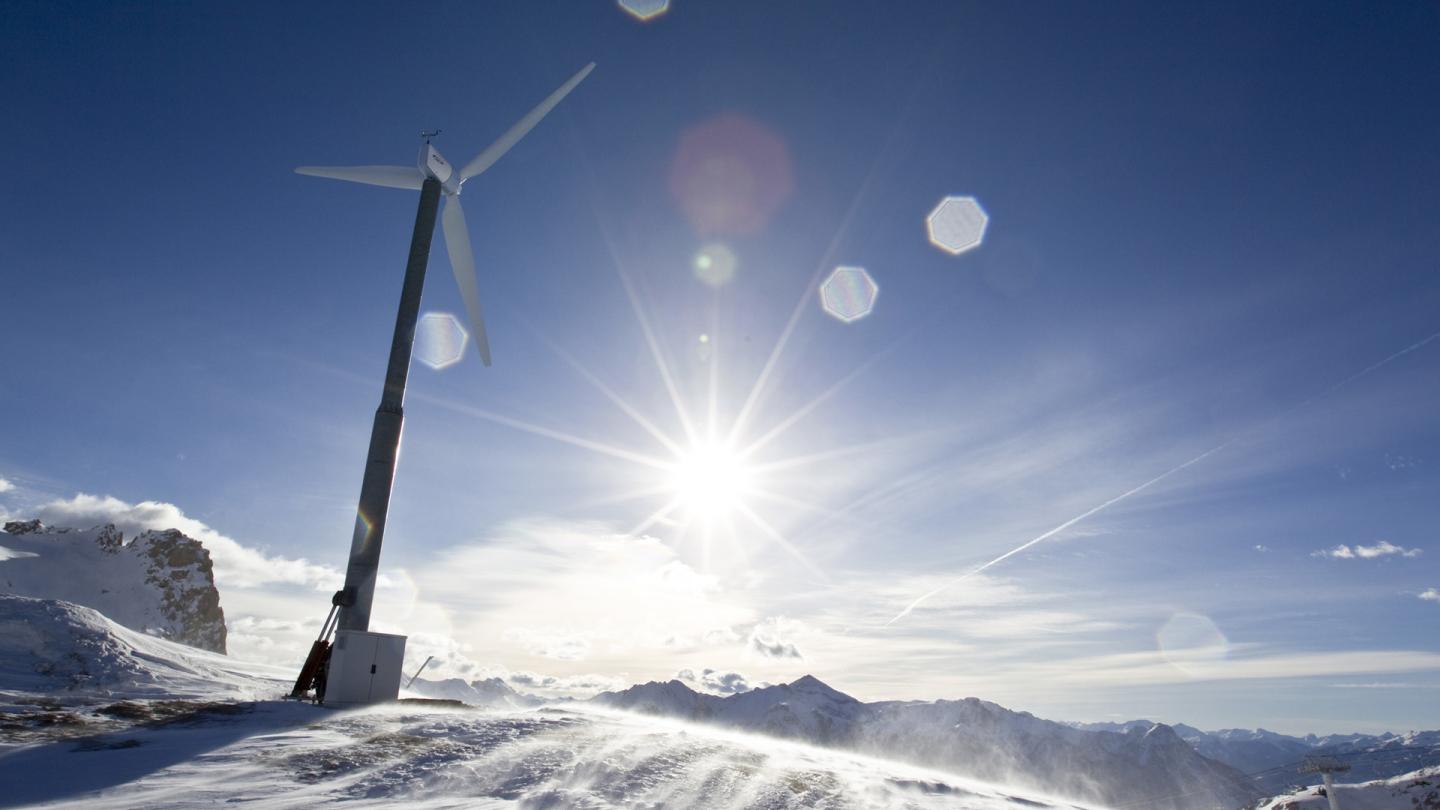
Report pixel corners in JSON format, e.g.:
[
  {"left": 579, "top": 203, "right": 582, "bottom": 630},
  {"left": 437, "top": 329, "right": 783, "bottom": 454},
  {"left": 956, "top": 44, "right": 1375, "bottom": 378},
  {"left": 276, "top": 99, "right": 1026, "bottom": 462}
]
[
  {"left": 926, "top": 195, "right": 989, "bottom": 256},
  {"left": 618, "top": 0, "right": 669, "bottom": 21},
  {"left": 415, "top": 312, "right": 468, "bottom": 370},
  {"left": 819, "top": 266, "right": 878, "bottom": 323}
]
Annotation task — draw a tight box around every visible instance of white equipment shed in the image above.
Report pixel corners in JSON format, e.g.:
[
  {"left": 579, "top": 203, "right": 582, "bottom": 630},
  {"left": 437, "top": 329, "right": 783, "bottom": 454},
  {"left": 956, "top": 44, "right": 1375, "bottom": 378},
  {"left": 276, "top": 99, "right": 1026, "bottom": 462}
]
[{"left": 324, "top": 630, "right": 407, "bottom": 707}]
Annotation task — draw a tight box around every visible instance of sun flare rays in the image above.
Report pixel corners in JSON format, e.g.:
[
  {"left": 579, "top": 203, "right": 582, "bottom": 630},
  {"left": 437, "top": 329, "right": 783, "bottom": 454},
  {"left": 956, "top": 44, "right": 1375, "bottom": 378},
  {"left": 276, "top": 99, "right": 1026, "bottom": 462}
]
[{"left": 446, "top": 259, "right": 897, "bottom": 582}]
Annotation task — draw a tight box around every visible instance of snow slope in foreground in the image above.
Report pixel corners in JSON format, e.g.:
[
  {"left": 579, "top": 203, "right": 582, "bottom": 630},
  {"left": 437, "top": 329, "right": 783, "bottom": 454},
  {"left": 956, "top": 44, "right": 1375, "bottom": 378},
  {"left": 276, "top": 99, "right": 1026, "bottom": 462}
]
[
  {"left": 0, "top": 700, "right": 1111, "bottom": 809},
  {"left": 1255, "top": 766, "right": 1440, "bottom": 809}
]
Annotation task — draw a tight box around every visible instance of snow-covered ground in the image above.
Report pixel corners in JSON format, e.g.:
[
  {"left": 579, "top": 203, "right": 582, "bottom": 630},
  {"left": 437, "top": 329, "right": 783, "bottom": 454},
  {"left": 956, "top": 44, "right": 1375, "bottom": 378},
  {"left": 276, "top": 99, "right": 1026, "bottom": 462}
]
[
  {"left": 1, "top": 699, "right": 1115, "bottom": 809},
  {"left": 0, "top": 595, "right": 284, "bottom": 703},
  {"left": 0, "top": 594, "right": 1104, "bottom": 809},
  {"left": 11, "top": 591, "right": 1436, "bottom": 808},
  {"left": 1254, "top": 766, "right": 1440, "bottom": 809}
]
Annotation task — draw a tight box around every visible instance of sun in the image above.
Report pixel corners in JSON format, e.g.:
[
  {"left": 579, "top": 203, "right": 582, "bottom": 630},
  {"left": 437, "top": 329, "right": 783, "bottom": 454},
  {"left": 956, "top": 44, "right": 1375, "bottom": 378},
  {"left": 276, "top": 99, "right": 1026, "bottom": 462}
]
[
  {"left": 667, "top": 441, "right": 754, "bottom": 520},
  {"left": 429, "top": 252, "right": 842, "bottom": 579}
]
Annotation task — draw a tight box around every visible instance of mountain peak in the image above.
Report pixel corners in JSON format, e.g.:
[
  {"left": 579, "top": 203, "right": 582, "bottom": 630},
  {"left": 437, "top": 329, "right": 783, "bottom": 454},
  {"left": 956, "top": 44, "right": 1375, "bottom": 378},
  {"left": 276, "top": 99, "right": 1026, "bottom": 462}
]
[
  {"left": 606, "top": 679, "right": 698, "bottom": 697},
  {"left": 590, "top": 678, "right": 716, "bottom": 721}
]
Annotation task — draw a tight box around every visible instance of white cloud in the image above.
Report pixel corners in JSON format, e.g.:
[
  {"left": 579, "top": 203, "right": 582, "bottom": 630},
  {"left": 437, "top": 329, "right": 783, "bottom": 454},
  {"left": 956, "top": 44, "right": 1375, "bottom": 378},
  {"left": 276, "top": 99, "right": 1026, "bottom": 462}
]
[
  {"left": 1312, "top": 541, "right": 1422, "bottom": 560},
  {"left": 676, "top": 667, "right": 766, "bottom": 695},
  {"left": 229, "top": 616, "right": 310, "bottom": 634},
  {"left": 747, "top": 616, "right": 804, "bottom": 659},
  {"left": 0, "top": 478, "right": 14, "bottom": 494},
  {"left": 34, "top": 493, "right": 341, "bottom": 589},
  {"left": 1005, "top": 646, "right": 1440, "bottom": 688},
  {"left": 1329, "top": 682, "right": 1440, "bottom": 689},
  {"left": 411, "top": 520, "right": 757, "bottom": 672},
  {"left": 1254, "top": 544, "right": 1268, "bottom": 552},
  {"left": 503, "top": 628, "right": 593, "bottom": 661},
  {"left": 1420, "top": 588, "right": 1439, "bottom": 602},
  {"left": 11, "top": 503, "right": 759, "bottom": 698},
  {"left": 505, "top": 670, "right": 628, "bottom": 696}
]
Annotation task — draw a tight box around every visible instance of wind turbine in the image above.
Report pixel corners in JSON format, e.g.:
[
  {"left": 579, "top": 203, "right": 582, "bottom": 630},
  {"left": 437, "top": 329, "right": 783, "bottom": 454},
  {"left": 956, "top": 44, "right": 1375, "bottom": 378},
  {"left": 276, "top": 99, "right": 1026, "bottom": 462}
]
[{"left": 287, "top": 63, "right": 594, "bottom": 704}]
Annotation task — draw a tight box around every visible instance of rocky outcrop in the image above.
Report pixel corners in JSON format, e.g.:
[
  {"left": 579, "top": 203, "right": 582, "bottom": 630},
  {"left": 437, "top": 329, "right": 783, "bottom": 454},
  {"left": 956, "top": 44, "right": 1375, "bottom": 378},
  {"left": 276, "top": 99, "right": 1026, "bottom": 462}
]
[
  {"left": 0, "top": 520, "right": 227, "bottom": 653},
  {"left": 137, "top": 529, "right": 226, "bottom": 652}
]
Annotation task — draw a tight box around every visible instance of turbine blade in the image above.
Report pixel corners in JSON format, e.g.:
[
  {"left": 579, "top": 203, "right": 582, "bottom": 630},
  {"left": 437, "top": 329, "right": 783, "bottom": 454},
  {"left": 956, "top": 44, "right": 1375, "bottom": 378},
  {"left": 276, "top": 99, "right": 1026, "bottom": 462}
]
[
  {"left": 295, "top": 165, "right": 425, "bottom": 190},
  {"left": 459, "top": 62, "right": 596, "bottom": 181},
  {"left": 441, "top": 195, "right": 492, "bottom": 366}
]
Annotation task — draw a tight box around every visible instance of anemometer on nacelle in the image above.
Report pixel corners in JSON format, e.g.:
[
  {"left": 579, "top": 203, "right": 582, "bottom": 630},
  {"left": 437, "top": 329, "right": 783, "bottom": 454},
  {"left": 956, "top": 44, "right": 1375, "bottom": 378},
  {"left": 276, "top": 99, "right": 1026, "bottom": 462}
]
[{"left": 286, "top": 62, "right": 596, "bottom": 707}]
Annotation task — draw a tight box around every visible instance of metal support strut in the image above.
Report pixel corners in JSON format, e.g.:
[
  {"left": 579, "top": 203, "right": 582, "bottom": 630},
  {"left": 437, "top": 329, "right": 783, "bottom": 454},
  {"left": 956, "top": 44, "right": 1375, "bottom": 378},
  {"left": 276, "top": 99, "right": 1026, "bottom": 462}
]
[{"left": 288, "top": 587, "right": 355, "bottom": 701}]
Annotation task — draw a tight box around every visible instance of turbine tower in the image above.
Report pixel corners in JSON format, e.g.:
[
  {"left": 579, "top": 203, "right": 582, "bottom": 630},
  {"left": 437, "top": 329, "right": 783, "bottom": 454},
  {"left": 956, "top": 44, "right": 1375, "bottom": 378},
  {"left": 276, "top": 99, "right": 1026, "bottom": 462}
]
[{"left": 288, "top": 63, "right": 594, "bottom": 704}]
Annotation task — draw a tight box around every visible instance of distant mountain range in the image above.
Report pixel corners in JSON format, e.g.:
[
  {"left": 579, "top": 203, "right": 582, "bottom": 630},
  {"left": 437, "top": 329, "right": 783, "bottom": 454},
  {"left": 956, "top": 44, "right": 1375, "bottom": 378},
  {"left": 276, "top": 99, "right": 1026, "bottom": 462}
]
[
  {"left": 586, "top": 676, "right": 1260, "bottom": 809},
  {"left": 1072, "top": 719, "right": 1440, "bottom": 793},
  {"left": 408, "top": 671, "right": 1440, "bottom": 808}
]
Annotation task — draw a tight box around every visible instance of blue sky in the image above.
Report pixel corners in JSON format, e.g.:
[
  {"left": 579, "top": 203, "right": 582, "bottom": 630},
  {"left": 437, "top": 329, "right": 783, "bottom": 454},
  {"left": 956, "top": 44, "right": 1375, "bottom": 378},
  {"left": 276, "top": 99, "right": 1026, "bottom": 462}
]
[{"left": 2, "top": 1, "right": 1439, "bottom": 734}]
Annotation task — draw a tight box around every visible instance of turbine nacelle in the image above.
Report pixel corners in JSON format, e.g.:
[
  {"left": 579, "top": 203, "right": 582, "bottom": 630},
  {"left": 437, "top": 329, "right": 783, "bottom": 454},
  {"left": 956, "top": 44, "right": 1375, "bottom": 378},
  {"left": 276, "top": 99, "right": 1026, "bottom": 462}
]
[
  {"left": 419, "top": 144, "right": 461, "bottom": 196},
  {"left": 295, "top": 62, "right": 595, "bottom": 368}
]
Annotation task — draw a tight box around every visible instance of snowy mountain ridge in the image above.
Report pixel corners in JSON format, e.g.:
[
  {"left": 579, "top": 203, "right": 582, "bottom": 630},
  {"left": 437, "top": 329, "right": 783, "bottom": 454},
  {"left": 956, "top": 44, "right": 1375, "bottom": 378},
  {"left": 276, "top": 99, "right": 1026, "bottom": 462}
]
[
  {"left": 1072, "top": 718, "right": 1440, "bottom": 791},
  {"left": 0, "top": 520, "right": 226, "bottom": 653},
  {"left": 594, "top": 675, "right": 1261, "bottom": 809}
]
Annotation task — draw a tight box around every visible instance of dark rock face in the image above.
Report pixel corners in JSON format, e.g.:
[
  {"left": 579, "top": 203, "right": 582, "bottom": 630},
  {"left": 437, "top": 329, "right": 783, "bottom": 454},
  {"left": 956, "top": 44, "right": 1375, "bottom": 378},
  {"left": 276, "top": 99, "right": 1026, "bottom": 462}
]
[
  {"left": 138, "top": 529, "right": 227, "bottom": 653},
  {"left": 3, "top": 520, "right": 44, "bottom": 536}
]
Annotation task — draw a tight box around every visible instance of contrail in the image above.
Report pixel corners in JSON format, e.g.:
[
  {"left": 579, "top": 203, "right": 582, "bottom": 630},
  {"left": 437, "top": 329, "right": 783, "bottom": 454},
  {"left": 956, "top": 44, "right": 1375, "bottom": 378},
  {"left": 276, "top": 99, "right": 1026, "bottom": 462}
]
[
  {"left": 884, "top": 327, "right": 1440, "bottom": 627},
  {"left": 884, "top": 441, "right": 1233, "bottom": 626},
  {"left": 1298, "top": 329, "right": 1440, "bottom": 408}
]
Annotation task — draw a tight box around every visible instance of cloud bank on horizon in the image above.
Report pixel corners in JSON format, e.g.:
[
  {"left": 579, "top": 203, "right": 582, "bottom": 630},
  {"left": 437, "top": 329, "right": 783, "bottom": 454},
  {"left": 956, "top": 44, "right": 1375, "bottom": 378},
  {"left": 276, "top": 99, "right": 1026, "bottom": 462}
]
[{"left": 6, "top": 486, "right": 1440, "bottom": 728}]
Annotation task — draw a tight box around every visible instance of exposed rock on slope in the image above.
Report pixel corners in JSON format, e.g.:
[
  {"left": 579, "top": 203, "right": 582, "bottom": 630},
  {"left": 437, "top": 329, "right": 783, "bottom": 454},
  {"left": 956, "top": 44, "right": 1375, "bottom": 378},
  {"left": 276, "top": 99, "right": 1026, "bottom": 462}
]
[{"left": 0, "top": 519, "right": 226, "bottom": 653}]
